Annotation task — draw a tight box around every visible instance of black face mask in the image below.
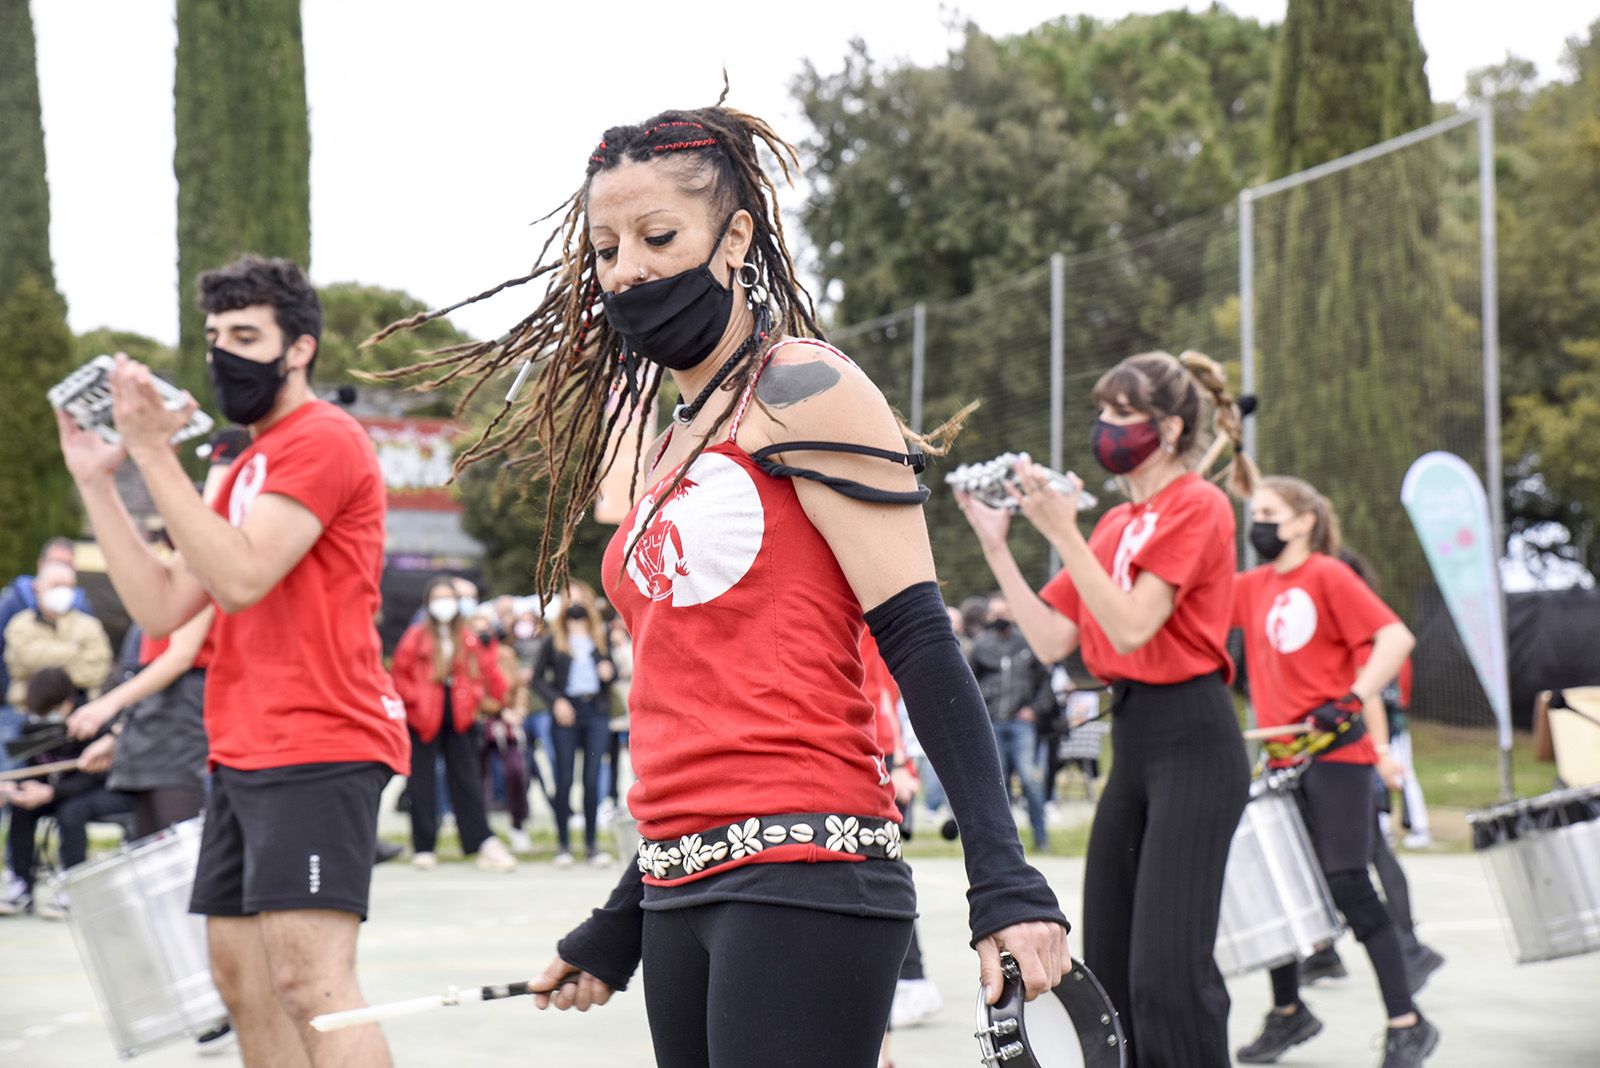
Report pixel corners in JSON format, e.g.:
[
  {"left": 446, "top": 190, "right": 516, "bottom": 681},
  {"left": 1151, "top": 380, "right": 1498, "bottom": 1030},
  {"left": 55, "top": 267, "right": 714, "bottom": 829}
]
[
  {"left": 209, "top": 345, "right": 287, "bottom": 426},
  {"left": 989, "top": 619, "right": 1013, "bottom": 635},
  {"left": 599, "top": 216, "right": 735, "bottom": 371},
  {"left": 1249, "top": 521, "right": 1288, "bottom": 561},
  {"left": 565, "top": 605, "right": 590, "bottom": 622}
]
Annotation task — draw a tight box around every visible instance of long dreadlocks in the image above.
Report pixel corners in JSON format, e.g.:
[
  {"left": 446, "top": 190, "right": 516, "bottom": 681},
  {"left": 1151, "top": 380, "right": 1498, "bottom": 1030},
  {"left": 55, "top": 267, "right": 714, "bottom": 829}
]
[{"left": 363, "top": 98, "right": 822, "bottom": 596}]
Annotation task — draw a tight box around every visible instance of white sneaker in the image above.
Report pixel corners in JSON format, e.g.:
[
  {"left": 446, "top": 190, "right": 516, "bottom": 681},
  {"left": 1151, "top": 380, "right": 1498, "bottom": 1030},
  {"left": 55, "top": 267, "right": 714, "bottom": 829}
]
[
  {"left": 1403, "top": 831, "right": 1434, "bottom": 850},
  {"left": 588, "top": 850, "right": 614, "bottom": 868},
  {"left": 552, "top": 851, "right": 576, "bottom": 869},
  {"left": 36, "top": 886, "right": 69, "bottom": 921},
  {"left": 598, "top": 798, "right": 616, "bottom": 827},
  {"left": 475, "top": 837, "right": 518, "bottom": 873},
  {"left": 509, "top": 828, "right": 533, "bottom": 854},
  {"left": 411, "top": 851, "right": 438, "bottom": 871},
  {"left": 889, "top": 978, "right": 944, "bottom": 1029}
]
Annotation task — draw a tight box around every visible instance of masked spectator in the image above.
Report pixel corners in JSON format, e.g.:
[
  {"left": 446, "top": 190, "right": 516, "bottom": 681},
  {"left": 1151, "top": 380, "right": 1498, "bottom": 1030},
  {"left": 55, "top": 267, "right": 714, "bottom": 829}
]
[
  {"left": 3, "top": 562, "right": 112, "bottom": 714},
  {"left": 391, "top": 576, "right": 515, "bottom": 872}
]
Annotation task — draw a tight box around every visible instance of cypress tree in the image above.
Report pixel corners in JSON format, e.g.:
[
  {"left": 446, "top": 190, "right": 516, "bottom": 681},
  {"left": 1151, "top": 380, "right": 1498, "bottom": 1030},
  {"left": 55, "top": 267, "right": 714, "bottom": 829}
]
[
  {"left": 0, "top": 0, "right": 78, "bottom": 577},
  {"left": 174, "top": 0, "right": 311, "bottom": 400},
  {"left": 1265, "top": 0, "right": 1432, "bottom": 179},
  {"left": 1256, "top": 1, "right": 1473, "bottom": 625}
]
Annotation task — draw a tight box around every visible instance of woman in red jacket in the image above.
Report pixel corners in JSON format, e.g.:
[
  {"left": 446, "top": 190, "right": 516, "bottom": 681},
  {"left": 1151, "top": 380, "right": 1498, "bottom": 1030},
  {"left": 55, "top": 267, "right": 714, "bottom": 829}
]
[
  {"left": 1231, "top": 477, "right": 1436, "bottom": 1067},
  {"left": 392, "top": 576, "right": 515, "bottom": 873}
]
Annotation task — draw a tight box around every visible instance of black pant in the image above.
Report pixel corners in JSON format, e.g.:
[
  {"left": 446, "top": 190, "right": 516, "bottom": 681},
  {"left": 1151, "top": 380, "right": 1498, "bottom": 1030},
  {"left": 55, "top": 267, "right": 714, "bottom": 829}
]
[
  {"left": 7, "top": 787, "right": 133, "bottom": 888},
  {"left": 1085, "top": 673, "right": 1249, "bottom": 1068},
  {"left": 551, "top": 695, "right": 608, "bottom": 854},
  {"left": 408, "top": 709, "right": 491, "bottom": 856},
  {"left": 1268, "top": 761, "right": 1414, "bottom": 1019},
  {"left": 642, "top": 901, "right": 912, "bottom": 1067}
]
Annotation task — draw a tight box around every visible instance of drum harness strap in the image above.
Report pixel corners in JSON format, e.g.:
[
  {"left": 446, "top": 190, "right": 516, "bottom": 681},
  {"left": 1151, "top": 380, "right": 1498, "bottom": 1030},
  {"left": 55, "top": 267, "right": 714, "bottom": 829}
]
[{"left": 1263, "top": 691, "right": 1368, "bottom": 762}]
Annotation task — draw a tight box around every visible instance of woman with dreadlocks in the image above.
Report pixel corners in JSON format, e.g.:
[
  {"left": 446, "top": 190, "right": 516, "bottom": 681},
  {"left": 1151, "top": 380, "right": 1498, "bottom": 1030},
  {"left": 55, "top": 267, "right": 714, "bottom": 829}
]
[{"left": 370, "top": 102, "right": 1067, "bottom": 1067}]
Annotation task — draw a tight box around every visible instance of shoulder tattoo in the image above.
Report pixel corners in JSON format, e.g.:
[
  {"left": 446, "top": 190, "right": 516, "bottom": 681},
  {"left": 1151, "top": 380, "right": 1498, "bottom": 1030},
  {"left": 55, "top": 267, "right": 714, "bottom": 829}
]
[{"left": 756, "top": 360, "right": 842, "bottom": 409}]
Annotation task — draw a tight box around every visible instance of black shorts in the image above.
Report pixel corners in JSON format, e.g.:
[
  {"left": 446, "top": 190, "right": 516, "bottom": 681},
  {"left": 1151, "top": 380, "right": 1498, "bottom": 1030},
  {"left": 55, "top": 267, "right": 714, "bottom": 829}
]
[{"left": 190, "top": 761, "right": 391, "bottom": 920}]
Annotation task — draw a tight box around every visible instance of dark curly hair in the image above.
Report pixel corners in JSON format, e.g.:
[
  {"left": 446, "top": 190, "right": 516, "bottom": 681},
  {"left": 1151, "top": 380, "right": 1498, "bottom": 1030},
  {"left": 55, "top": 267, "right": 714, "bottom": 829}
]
[
  {"left": 197, "top": 253, "right": 323, "bottom": 378},
  {"left": 24, "top": 666, "right": 75, "bottom": 715}
]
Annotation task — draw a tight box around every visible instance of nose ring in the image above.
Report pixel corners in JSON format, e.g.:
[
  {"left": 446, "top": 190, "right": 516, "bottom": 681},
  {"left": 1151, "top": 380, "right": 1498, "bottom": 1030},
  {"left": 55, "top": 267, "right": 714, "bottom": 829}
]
[{"left": 636, "top": 267, "right": 647, "bottom": 281}]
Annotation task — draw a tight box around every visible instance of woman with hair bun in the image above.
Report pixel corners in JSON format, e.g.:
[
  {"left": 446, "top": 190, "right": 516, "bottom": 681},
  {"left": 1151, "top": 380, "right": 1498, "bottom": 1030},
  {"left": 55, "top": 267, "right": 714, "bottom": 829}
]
[
  {"left": 1232, "top": 477, "right": 1437, "bottom": 1067},
  {"left": 959, "top": 349, "right": 1256, "bottom": 1067},
  {"left": 375, "top": 96, "right": 1068, "bottom": 1067}
]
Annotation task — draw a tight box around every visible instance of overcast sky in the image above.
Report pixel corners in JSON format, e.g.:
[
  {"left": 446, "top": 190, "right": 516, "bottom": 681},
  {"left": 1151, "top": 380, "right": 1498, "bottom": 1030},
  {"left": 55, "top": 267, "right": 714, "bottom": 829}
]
[{"left": 32, "top": 0, "right": 1596, "bottom": 347}]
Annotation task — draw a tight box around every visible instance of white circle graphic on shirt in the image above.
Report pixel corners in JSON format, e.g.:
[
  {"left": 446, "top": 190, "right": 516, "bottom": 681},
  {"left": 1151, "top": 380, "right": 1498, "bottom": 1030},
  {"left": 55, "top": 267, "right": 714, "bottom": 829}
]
[
  {"left": 1264, "top": 587, "right": 1318, "bottom": 654},
  {"left": 624, "top": 452, "right": 764, "bottom": 607},
  {"left": 228, "top": 454, "right": 268, "bottom": 527}
]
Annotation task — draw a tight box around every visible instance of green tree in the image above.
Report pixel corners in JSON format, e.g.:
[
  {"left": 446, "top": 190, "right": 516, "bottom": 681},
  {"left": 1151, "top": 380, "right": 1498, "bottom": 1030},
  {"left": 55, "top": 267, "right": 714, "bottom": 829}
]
[
  {"left": 1251, "top": 0, "right": 1453, "bottom": 614},
  {"left": 1264, "top": 0, "right": 1432, "bottom": 179},
  {"left": 0, "top": 0, "right": 77, "bottom": 577},
  {"left": 455, "top": 463, "right": 612, "bottom": 597},
  {"left": 794, "top": 10, "right": 1275, "bottom": 599},
  {"left": 73, "top": 328, "right": 178, "bottom": 373},
  {"left": 0, "top": 0, "right": 54, "bottom": 296},
  {"left": 1490, "top": 23, "right": 1600, "bottom": 570},
  {"left": 0, "top": 277, "right": 77, "bottom": 577},
  {"left": 797, "top": 10, "right": 1276, "bottom": 326},
  {"left": 317, "top": 282, "right": 475, "bottom": 416},
  {"left": 174, "top": 0, "right": 311, "bottom": 401}
]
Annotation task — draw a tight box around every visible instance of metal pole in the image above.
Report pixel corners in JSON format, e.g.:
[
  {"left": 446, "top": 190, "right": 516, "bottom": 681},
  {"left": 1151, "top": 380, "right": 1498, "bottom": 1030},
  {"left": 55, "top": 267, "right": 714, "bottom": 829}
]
[
  {"left": 1239, "top": 191, "right": 1258, "bottom": 578},
  {"left": 1478, "top": 108, "right": 1513, "bottom": 800},
  {"left": 1049, "top": 253, "right": 1066, "bottom": 576},
  {"left": 910, "top": 303, "right": 926, "bottom": 434}
]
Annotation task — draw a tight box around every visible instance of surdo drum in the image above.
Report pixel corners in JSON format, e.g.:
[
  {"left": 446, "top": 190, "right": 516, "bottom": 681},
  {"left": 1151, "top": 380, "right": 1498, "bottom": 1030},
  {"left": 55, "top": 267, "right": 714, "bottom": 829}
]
[
  {"left": 1469, "top": 784, "right": 1600, "bottom": 964},
  {"left": 1214, "top": 768, "right": 1343, "bottom": 976},
  {"left": 973, "top": 953, "right": 1126, "bottom": 1067},
  {"left": 62, "top": 818, "right": 226, "bottom": 1058}
]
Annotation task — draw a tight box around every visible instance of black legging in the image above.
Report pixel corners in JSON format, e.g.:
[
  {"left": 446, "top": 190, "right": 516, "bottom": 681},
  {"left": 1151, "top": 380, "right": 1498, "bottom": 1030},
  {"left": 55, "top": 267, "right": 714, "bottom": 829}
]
[
  {"left": 642, "top": 900, "right": 912, "bottom": 1067},
  {"left": 129, "top": 787, "right": 203, "bottom": 840},
  {"left": 1084, "top": 673, "right": 1249, "bottom": 1068},
  {"left": 408, "top": 691, "right": 492, "bottom": 856},
  {"left": 1268, "top": 761, "right": 1414, "bottom": 1019}
]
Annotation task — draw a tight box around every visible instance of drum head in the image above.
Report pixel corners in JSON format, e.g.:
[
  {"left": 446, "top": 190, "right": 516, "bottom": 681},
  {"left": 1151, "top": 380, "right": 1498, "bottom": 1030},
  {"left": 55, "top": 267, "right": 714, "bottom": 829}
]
[{"left": 975, "top": 957, "right": 1126, "bottom": 1068}]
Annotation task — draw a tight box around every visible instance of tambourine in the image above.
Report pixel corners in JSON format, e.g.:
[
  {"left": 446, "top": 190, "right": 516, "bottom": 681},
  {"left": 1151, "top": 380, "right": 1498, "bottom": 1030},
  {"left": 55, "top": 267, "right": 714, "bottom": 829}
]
[
  {"left": 945, "top": 453, "right": 1098, "bottom": 513},
  {"left": 974, "top": 954, "right": 1126, "bottom": 1067},
  {"left": 48, "top": 355, "right": 214, "bottom": 447}
]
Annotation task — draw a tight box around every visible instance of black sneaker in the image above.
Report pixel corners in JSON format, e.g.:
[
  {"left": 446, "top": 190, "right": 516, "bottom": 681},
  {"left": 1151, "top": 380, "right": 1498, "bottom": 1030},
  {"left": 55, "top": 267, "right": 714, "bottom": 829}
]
[
  {"left": 1299, "top": 944, "right": 1348, "bottom": 984},
  {"left": 1237, "top": 1004, "right": 1324, "bottom": 1063},
  {"left": 1380, "top": 1015, "right": 1439, "bottom": 1067},
  {"left": 1404, "top": 943, "right": 1445, "bottom": 995}
]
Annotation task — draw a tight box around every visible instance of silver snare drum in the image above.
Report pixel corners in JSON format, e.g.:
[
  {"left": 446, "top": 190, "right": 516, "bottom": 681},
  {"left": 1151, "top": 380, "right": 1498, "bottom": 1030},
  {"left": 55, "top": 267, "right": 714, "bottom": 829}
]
[
  {"left": 63, "top": 818, "right": 225, "bottom": 1058},
  {"left": 1468, "top": 785, "right": 1600, "bottom": 964},
  {"left": 1214, "top": 774, "right": 1343, "bottom": 976}
]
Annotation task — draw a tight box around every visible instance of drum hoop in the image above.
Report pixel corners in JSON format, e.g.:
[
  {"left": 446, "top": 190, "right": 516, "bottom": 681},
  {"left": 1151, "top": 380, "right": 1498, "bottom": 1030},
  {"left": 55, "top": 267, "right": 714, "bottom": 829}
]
[{"left": 975, "top": 955, "right": 1126, "bottom": 1068}]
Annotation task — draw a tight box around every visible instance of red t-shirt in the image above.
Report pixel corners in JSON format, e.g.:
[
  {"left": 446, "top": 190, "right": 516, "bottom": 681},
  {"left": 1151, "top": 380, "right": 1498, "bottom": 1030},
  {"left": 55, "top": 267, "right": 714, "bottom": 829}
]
[
  {"left": 138, "top": 628, "right": 214, "bottom": 671},
  {"left": 205, "top": 401, "right": 409, "bottom": 774},
  {"left": 601, "top": 341, "right": 901, "bottom": 886},
  {"left": 1040, "top": 472, "right": 1236, "bottom": 685},
  {"left": 1231, "top": 552, "right": 1399, "bottom": 766}
]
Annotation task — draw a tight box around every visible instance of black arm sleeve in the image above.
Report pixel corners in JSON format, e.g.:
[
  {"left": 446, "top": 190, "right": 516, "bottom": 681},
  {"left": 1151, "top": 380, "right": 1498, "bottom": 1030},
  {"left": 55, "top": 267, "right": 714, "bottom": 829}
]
[
  {"left": 866, "top": 582, "right": 1069, "bottom": 944},
  {"left": 555, "top": 862, "right": 645, "bottom": 991}
]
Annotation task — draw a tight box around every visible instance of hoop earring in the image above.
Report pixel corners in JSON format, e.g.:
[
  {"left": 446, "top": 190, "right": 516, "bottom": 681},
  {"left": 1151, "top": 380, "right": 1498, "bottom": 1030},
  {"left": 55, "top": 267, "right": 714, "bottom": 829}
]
[{"left": 737, "top": 261, "right": 768, "bottom": 310}]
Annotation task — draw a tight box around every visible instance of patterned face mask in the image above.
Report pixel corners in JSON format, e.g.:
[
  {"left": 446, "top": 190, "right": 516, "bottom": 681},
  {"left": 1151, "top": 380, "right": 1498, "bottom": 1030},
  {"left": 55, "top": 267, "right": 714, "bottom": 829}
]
[{"left": 1090, "top": 417, "right": 1162, "bottom": 474}]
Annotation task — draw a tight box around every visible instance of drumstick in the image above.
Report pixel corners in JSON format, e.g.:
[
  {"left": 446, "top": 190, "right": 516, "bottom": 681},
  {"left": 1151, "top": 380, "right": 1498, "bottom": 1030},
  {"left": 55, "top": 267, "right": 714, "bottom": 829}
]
[
  {"left": 0, "top": 758, "right": 81, "bottom": 782},
  {"left": 309, "top": 976, "right": 577, "bottom": 1032},
  {"left": 1241, "top": 723, "right": 1312, "bottom": 741}
]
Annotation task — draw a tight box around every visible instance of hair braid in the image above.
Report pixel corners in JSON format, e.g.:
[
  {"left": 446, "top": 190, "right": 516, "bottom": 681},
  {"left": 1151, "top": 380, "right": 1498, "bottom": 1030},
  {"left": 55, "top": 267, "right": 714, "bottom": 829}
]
[{"left": 1177, "top": 350, "right": 1258, "bottom": 499}]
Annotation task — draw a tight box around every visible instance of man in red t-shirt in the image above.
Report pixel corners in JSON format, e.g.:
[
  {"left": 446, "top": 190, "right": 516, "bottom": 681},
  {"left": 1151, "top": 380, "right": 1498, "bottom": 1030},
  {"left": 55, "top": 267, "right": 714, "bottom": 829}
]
[{"left": 57, "top": 255, "right": 406, "bottom": 1067}]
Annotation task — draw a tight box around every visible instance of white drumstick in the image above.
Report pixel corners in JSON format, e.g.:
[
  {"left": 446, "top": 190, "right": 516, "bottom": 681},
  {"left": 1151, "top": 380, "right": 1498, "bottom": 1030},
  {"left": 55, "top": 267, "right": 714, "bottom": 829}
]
[
  {"left": 309, "top": 978, "right": 570, "bottom": 1032},
  {"left": 1241, "top": 722, "right": 1313, "bottom": 741}
]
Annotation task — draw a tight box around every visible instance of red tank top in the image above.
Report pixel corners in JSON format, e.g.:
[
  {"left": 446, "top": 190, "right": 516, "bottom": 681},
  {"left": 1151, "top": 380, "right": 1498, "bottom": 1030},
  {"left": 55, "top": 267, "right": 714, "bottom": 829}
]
[{"left": 601, "top": 340, "right": 901, "bottom": 886}]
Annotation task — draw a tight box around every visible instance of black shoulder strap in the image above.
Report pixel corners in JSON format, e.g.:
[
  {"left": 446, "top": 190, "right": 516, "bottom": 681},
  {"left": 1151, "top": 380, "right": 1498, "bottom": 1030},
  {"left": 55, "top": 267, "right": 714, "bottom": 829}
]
[{"left": 750, "top": 441, "right": 931, "bottom": 506}]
